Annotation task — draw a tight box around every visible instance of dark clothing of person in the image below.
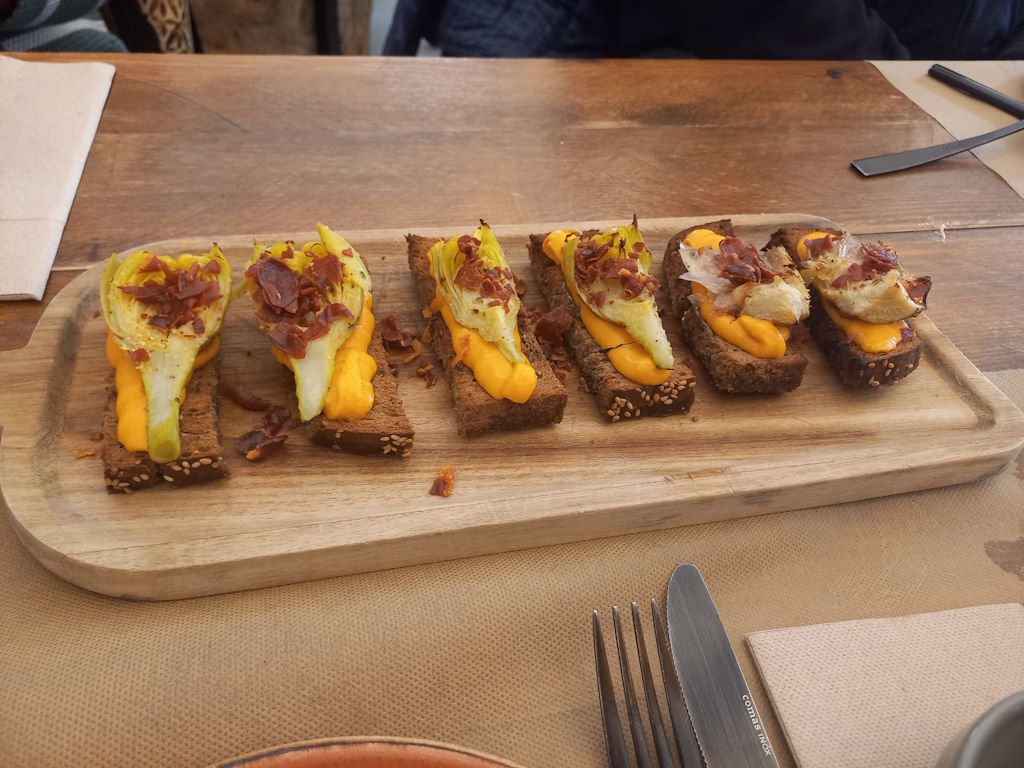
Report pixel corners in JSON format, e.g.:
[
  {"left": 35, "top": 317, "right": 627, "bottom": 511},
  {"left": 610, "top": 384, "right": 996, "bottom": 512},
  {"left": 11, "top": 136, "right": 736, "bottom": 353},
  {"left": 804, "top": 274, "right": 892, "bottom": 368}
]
[{"left": 383, "top": 0, "right": 1024, "bottom": 60}]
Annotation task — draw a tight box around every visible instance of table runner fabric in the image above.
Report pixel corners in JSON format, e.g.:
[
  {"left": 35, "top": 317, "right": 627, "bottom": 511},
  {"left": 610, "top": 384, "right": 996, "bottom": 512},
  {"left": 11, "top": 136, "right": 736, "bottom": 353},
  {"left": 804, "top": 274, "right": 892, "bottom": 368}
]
[
  {"left": 0, "top": 56, "right": 113, "bottom": 300},
  {"left": 748, "top": 604, "right": 1024, "bottom": 768},
  {"left": 871, "top": 61, "right": 1024, "bottom": 200},
  {"left": 1, "top": 370, "right": 1022, "bottom": 768}
]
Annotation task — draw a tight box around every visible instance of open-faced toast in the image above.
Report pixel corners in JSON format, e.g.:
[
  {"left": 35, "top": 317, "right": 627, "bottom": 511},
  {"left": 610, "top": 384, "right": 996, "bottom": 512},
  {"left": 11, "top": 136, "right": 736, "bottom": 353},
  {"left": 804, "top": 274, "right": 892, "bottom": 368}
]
[
  {"left": 406, "top": 230, "right": 567, "bottom": 437},
  {"left": 527, "top": 225, "right": 695, "bottom": 420},
  {"left": 103, "top": 363, "right": 226, "bottom": 491},
  {"left": 664, "top": 220, "right": 808, "bottom": 394},
  {"left": 243, "top": 224, "right": 414, "bottom": 455},
  {"left": 100, "top": 246, "right": 232, "bottom": 492},
  {"left": 767, "top": 226, "right": 928, "bottom": 388}
]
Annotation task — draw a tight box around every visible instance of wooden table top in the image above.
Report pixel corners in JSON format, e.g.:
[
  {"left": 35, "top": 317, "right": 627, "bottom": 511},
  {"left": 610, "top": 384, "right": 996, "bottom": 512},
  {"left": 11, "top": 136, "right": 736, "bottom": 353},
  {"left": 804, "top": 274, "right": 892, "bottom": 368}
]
[
  {"left": 4, "top": 54, "right": 1024, "bottom": 374},
  {"left": 3, "top": 54, "right": 1024, "bottom": 768}
]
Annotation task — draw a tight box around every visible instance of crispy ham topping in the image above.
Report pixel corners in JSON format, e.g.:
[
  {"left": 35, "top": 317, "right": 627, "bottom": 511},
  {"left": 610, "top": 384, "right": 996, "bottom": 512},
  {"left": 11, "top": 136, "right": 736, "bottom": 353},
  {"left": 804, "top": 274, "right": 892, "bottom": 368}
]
[
  {"left": 236, "top": 429, "right": 288, "bottom": 461},
  {"left": 119, "top": 259, "right": 223, "bottom": 332},
  {"left": 429, "top": 465, "right": 456, "bottom": 497},
  {"left": 246, "top": 250, "right": 351, "bottom": 358},
  {"left": 830, "top": 243, "right": 901, "bottom": 288},
  {"left": 574, "top": 235, "right": 659, "bottom": 303},
  {"left": 221, "top": 381, "right": 271, "bottom": 411},
  {"left": 452, "top": 234, "right": 517, "bottom": 311},
  {"left": 906, "top": 277, "right": 932, "bottom": 304},
  {"left": 380, "top": 313, "right": 418, "bottom": 350},
  {"left": 718, "top": 237, "right": 777, "bottom": 285},
  {"left": 803, "top": 233, "right": 836, "bottom": 260}
]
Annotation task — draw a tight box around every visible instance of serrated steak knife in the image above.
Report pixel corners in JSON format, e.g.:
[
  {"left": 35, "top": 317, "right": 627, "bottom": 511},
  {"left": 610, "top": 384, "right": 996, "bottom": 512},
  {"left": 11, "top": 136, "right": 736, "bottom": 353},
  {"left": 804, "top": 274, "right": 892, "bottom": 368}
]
[{"left": 666, "top": 564, "right": 779, "bottom": 767}]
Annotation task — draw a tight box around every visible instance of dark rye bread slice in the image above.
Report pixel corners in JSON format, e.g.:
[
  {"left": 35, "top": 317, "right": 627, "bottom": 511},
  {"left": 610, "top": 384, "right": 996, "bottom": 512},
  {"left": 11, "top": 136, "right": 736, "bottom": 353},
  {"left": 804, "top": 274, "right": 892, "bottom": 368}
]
[
  {"left": 527, "top": 233, "right": 695, "bottom": 420},
  {"left": 663, "top": 220, "right": 807, "bottom": 394},
  {"left": 310, "top": 326, "right": 415, "bottom": 456},
  {"left": 767, "top": 227, "right": 923, "bottom": 389},
  {"left": 406, "top": 234, "right": 567, "bottom": 437},
  {"left": 102, "top": 362, "right": 226, "bottom": 493}
]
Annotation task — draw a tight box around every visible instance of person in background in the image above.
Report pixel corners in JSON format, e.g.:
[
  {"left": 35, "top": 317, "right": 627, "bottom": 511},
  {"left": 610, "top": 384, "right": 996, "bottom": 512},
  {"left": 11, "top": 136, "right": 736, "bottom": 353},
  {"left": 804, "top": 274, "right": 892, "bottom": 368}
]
[
  {"left": 384, "top": 0, "right": 1024, "bottom": 59},
  {"left": 0, "top": 0, "right": 126, "bottom": 51}
]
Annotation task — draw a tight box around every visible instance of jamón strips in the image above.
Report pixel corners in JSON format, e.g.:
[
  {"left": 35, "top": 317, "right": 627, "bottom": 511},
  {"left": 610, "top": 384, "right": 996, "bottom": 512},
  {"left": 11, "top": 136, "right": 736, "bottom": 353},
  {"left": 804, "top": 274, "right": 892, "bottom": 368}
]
[
  {"left": 406, "top": 234, "right": 567, "bottom": 437},
  {"left": 527, "top": 233, "right": 695, "bottom": 420},
  {"left": 663, "top": 220, "right": 808, "bottom": 394},
  {"left": 102, "top": 362, "right": 226, "bottom": 493},
  {"left": 310, "top": 327, "right": 415, "bottom": 456},
  {"left": 766, "top": 227, "right": 922, "bottom": 389}
]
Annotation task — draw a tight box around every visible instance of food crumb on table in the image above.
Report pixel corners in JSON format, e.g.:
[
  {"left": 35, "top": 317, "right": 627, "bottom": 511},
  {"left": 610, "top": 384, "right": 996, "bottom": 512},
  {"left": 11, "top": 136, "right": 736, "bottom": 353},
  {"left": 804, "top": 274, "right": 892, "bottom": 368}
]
[{"left": 429, "top": 465, "right": 456, "bottom": 497}]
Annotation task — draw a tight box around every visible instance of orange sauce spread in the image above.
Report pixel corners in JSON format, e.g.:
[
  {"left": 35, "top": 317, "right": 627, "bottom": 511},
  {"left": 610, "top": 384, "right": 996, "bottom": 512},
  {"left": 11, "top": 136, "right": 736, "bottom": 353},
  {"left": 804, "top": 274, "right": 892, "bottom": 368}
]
[
  {"left": 797, "top": 233, "right": 905, "bottom": 353},
  {"left": 820, "top": 298, "right": 905, "bottom": 353},
  {"left": 324, "top": 298, "right": 377, "bottom": 420},
  {"left": 541, "top": 231, "right": 670, "bottom": 386},
  {"left": 426, "top": 245, "right": 537, "bottom": 403},
  {"left": 682, "top": 229, "right": 789, "bottom": 359},
  {"left": 106, "top": 332, "right": 219, "bottom": 452}
]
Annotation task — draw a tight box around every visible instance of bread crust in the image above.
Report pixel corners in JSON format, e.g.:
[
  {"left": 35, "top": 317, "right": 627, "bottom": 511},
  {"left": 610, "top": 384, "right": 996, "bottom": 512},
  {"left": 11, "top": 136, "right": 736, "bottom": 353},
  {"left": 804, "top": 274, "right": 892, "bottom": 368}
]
[
  {"left": 767, "top": 226, "right": 923, "bottom": 388},
  {"left": 664, "top": 220, "right": 808, "bottom": 394},
  {"left": 406, "top": 234, "right": 567, "bottom": 437},
  {"left": 527, "top": 232, "right": 695, "bottom": 420},
  {"left": 102, "top": 361, "right": 227, "bottom": 493}
]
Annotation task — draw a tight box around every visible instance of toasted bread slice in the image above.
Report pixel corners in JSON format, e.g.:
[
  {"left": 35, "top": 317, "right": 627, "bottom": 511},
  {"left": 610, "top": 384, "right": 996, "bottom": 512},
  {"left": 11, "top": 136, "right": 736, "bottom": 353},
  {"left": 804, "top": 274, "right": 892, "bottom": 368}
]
[
  {"left": 310, "top": 326, "right": 415, "bottom": 455},
  {"left": 406, "top": 234, "right": 567, "bottom": 437},
  {"left": 102, "top": 362, "right": 227, "bottom": 493},
  {"left": 527, "top": 233, "right": 695, "bottom": 420},
  {"left": 664, "top": 220, "right": 807, "bottom": 394},
  {"left": 767, "top": 226, "right": 923, "bottom": 388}
]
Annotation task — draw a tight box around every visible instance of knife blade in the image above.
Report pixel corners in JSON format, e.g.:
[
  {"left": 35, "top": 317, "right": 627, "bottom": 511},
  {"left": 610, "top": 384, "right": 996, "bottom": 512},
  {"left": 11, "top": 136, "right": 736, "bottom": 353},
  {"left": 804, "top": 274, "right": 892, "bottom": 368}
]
[
  {"left": 850, "top": 117, "right": 1024, "bottom": 176},
  {"left": 666, "top": 563, "right": 779, "bottom": 767}
]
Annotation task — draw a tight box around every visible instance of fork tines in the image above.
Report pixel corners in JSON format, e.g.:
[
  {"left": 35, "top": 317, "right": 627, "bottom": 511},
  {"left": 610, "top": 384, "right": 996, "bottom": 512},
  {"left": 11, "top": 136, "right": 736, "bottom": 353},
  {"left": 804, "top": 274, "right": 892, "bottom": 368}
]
[{"left": 593, "top": 600, "right": 704, "bottom": 768}]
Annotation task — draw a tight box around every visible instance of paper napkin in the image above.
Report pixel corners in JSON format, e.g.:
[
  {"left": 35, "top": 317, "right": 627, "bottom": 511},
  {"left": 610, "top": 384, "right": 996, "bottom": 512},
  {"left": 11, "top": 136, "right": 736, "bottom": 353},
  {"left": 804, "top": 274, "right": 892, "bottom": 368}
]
[
  {"left": 0, "top": 55, "right": 114, "bottom": 300},
  {"left": 748, "top": 603, "right": 1024, "bottom": 768},
  {"left": 872, "top": 61, "right": 1024, "bottom": 200}
]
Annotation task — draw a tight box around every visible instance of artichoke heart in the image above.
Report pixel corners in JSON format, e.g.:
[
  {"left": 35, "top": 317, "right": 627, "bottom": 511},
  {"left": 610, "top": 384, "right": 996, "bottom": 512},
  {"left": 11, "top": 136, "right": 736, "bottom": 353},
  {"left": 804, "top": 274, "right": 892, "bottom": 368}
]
[
  {"left": 804, "top": 235, "right": 930, "bottom": 323},
  {"left": 243, "top": 223, "right": 370, "bottom": 422},
  {"left": 432, "top": 222, "right": 524, "bottom": 365},
  {"left": 101, "top": 246, "right": 232, "bottom": 463},
  {"left": 562, "top": 219, "right": 673, "bottom": 370}
]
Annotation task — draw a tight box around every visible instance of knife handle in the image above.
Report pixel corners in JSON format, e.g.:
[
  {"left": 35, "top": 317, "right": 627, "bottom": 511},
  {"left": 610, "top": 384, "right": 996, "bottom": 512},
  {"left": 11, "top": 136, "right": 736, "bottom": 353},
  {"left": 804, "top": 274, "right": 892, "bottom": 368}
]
[{"left": 928, "top": 64, "right": 1024, "bottom": 119}]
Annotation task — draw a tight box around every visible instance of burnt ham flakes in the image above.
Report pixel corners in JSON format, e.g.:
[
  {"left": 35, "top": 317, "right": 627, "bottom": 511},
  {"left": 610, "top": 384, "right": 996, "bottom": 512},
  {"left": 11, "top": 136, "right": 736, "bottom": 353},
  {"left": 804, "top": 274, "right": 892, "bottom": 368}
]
[
  {"left": 119, "top": 258, "right": 222, "bottom": 333},
  {"left": 246, "top": 250, "right": 351, "bottom": 358}
]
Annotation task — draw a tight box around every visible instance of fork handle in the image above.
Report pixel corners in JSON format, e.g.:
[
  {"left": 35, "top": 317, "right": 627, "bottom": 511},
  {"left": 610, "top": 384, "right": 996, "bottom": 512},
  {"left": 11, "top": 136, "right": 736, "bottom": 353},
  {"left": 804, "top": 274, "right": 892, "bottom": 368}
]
[{"left": 928, "top": 64, "right": 1024, "bottom": 119}]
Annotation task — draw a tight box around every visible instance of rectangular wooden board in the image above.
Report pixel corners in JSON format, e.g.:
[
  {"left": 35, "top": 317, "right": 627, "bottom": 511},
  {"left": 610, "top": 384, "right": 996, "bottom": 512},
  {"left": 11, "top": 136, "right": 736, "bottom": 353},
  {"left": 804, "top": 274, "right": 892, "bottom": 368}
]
[{"left": 2, "top": 215, "right": 1022, "bottom": 600}]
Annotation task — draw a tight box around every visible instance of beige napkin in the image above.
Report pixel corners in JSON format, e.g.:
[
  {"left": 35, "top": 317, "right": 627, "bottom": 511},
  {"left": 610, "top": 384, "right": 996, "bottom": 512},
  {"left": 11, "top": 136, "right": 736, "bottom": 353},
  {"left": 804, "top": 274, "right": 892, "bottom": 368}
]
[
  {"left": 0, "top": 55, "right": 114, "bottom": 301},
  {"left": 747, "top": 603, "right": 1024, "bottom": 768},
  {"left": 872, "top": 61, "right": 1024, "bottom": 199}
]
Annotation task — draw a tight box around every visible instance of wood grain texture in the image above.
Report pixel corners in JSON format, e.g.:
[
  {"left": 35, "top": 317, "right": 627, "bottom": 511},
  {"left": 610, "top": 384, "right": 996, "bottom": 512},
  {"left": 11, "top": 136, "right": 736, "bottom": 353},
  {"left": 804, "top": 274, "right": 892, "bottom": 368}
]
[
  {"left": 1, "top": 216, "right": 1021, "bottom": 600},
  {"left": 8, "top": 55, "right": 1024, "bottom": 272}
]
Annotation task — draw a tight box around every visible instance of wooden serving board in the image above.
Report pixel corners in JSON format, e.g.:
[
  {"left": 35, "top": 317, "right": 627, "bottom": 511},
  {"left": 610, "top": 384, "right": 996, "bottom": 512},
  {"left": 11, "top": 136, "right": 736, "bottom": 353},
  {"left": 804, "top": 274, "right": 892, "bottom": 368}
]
[{"left": 2, "top": 215, "right": 1022, "bottom": 600}]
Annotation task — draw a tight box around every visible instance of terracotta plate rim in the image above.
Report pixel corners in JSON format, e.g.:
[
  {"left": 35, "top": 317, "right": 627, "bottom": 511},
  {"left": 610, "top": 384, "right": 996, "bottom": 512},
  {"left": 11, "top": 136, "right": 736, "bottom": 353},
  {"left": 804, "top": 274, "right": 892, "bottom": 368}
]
[{"left": 209, "top": 736, "right": 528, "bottom": 768}]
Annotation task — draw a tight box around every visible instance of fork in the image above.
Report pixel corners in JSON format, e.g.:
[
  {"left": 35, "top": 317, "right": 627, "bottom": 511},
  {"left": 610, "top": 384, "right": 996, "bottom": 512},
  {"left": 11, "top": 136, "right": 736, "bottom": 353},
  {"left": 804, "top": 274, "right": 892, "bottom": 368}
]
[{"left": 593, "top": 600, "right": 704, "bottom": 768}]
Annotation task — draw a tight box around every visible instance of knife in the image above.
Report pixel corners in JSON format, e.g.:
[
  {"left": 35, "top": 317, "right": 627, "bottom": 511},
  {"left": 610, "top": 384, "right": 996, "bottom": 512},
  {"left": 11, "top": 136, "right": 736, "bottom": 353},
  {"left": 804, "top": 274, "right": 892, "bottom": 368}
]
[
  {"left": 850, "top": 117, "right": 1024, "bottom": 176},
  {"left": 666, "top": 563, "right": 779, "bottom": 767}
]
